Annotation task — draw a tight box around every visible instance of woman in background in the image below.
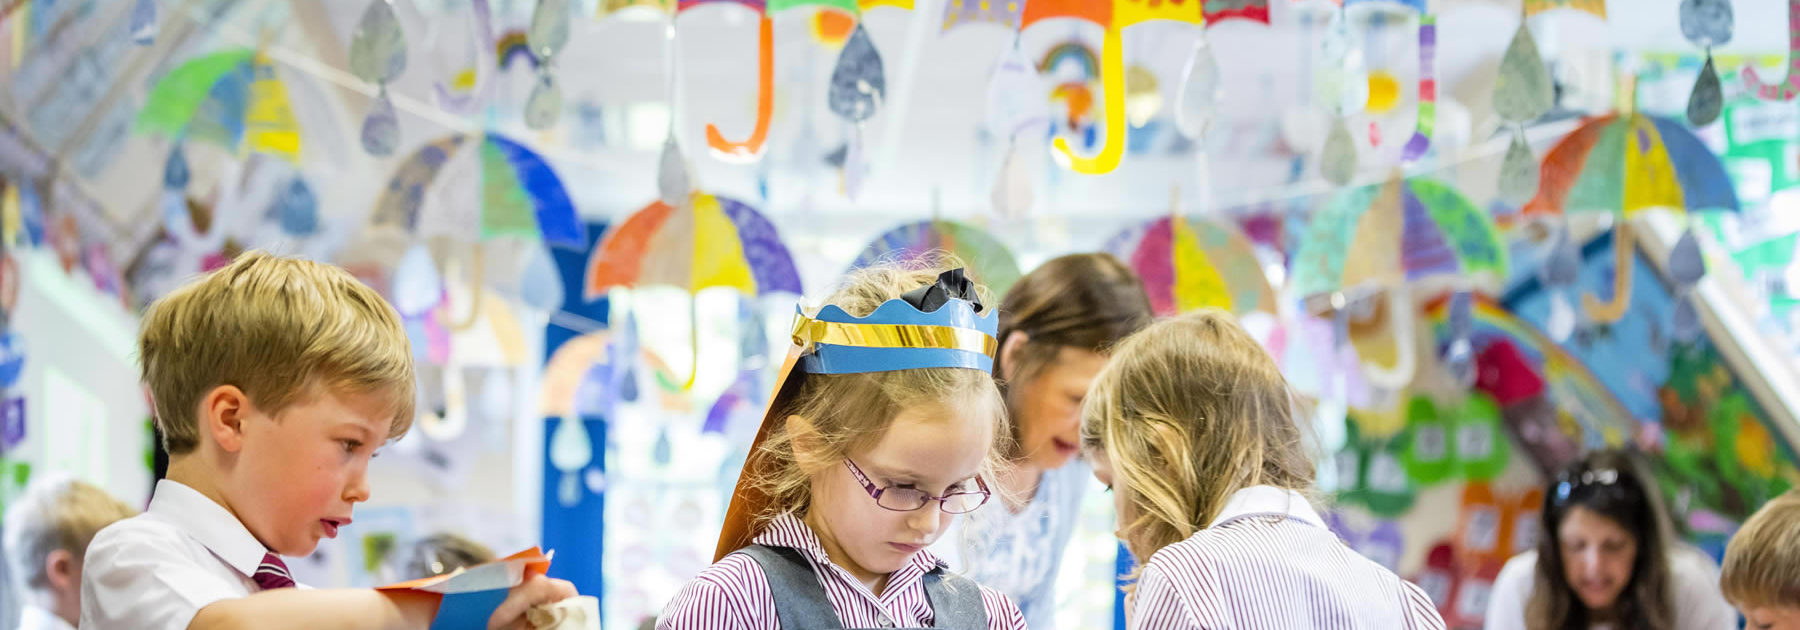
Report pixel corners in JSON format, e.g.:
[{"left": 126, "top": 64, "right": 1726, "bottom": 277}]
[{"left": 1484, "top": 449, "right": 1736, "bottom": 630}]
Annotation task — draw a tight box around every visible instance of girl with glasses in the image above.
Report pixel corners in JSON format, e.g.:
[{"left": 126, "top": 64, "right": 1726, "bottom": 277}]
[{"left": 659, "top": 264, "right": 1027, "bottom": 630}]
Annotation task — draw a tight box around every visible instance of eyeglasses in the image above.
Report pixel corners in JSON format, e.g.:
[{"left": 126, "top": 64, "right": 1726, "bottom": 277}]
[
  {"left": 1553, "top": 467, "right": 1620, "bottom": 505},
  {"left": 843, "top": 458, "right": 991, "bottom": 514}
]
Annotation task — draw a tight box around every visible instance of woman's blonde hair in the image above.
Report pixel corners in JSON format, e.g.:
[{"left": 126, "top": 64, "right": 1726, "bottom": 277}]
[
  {"left": 1080, "top": 309, "right": 1314, "bottom": 569},
  {"left": 748, "top": 260, "right": 1012, "bottom": 527}
]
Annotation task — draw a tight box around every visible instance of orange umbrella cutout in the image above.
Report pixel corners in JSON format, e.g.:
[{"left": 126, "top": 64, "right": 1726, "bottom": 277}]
[
  {"left": 679, "top": 0, "right": 774, "bottom": 159},
  {"left": 1028, "top": 0, "right": 1204, "bottom": 175}
]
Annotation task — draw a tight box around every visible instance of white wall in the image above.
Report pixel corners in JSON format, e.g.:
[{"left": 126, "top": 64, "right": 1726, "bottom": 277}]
[{"left": 11, "top": 250, "right": 151, "bottom": 508}]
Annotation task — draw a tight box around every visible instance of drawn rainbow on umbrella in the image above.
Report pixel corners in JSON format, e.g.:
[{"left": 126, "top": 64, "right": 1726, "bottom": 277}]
[
  {"left": 1425, "top": 296, "right": 1637, "bottom": 447},
  {"left": 496, "top": 30, "right": 538, "bottom": 71},
  {"left": 1039, "top": 41, "right": 1100, "bottom": 79}
]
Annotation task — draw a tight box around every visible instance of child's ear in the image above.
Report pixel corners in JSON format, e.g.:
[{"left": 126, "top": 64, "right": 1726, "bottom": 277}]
[
  {"left": 43, "top": 548, "right": 76, "bottom": 592},
  {"left": 201, "top": 385, "right": 253, "bottom": 453},
  {"left": 999, "top": 331, "right": 1030, "bottom": 382},
  {"left": 785, "top": 414, "right": 823, "bottom": 468}
]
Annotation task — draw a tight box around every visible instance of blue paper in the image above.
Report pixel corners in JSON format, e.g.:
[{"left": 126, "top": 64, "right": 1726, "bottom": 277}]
[
  {"left": 0, "top": 333, "right": 23, "bottom": 388},
  {"left": 429, "top": 588, "right": 509, "bottom": 630}
]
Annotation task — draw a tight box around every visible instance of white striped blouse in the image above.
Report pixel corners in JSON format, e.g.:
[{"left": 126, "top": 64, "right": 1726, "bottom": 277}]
[
  {"left": 658, "top": 514, "right": 1029, "bottom": 630},
  {"left": 1129, "top": 486, "right": 1448, "bottom": 630}
]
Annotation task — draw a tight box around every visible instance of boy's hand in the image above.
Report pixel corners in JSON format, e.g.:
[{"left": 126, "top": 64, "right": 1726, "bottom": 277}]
[{"left": 488, "top": 574, "right": 579, "bottom": 630}]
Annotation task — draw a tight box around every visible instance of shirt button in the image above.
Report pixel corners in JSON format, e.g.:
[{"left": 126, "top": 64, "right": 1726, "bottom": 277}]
[{"left": 878, "top": 618, "right": 894, "bottom": 628}]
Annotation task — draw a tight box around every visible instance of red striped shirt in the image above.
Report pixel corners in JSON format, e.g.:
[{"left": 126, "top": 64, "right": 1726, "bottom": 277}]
[
  {"left": 1129, "top": 486, "right": 1448, "bottom": 630},
  {"left": 659, "top": 514, "right": 1028, "bottom": 630}
]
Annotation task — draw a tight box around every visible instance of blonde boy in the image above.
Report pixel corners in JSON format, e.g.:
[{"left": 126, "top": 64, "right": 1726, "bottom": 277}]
[
  {"left": 81, "top": 252, "right": 574, "bottom": 630},
  {"left": 1721, "top": 489, "right": 1800, "bottom": 630},
  {"left": 4, "top": 475, "right": 137, "bottom": 630}
]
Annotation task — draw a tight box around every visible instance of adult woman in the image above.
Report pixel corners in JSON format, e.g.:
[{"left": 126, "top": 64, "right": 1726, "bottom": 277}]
[
  {"left": 1484, "top": 449, "right": 1737, "bottom": 630},
  {"left": 931, "top": 253, "right": 1154, "bottom": 630}
]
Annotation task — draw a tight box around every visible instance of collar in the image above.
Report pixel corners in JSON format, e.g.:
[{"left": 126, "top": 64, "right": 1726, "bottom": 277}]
[
  {"left": 147, "top": 479, "right": 271, "bottom": 580},
  {"left": 753, "top": 513, "right": 946, "bottom": 575},
  {"left": 1207, "top": 485, "right": 1327, "bottom": 530},
  {"left": 20, "top": 605, "right": 74, "bottom": 630}
]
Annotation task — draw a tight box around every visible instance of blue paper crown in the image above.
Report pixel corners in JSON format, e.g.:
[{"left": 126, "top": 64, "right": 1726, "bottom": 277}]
[{"left": 791, "top": 297, "right": 1001, "bottom": 375}]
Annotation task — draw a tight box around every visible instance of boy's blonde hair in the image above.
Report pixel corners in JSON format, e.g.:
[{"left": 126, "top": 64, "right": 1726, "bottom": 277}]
[
  {"left": 749, "top": 261, "right": 1011, "bottom": 526},
  {"left": 3, "top": 474, "right": 136, "bottom": 590},
  {"left": 139, "top": 251, "right": 416, "bottom": 454},
  {"left": 1080, "top": 309, "right": 1314, "bottom": 569},
  {"left": 1721, "top": 489, "right": 1800, "bottom": 607}
]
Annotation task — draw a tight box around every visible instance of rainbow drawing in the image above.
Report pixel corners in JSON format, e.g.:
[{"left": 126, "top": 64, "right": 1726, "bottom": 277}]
[
  {"left": 497, "top": 30, "right": 538, "bottom": 71},
  {"left": 1425, "top": 296, "right": 1637, "bottom": 451},
  {"left": 1038, "top": 41, "right": 1099, "bottom": 80}
]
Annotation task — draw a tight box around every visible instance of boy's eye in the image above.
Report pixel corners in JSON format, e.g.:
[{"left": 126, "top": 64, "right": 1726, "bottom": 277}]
[{"left": 341, "top": 439, "right": 363, "bottom": 453}]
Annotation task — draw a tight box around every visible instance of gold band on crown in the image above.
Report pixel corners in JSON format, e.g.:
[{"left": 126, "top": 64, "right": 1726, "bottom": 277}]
[{"left": 791, "top": 314, "right": 999, "bottom": 357}]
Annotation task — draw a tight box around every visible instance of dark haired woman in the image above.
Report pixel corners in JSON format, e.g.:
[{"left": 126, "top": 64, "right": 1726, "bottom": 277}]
[
  {"left": 1484, "top": 449, "right": 1736, "bottom": 630},
  {"left": 930, "top": 253, "right": 1155, "bottom": 630}
]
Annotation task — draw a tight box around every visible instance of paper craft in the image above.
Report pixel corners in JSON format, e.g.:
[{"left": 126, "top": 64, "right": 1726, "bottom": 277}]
[
  {"left": 1176, "top": 38, "right": 1221, "bottom": 141},
  {"left": 1205, "top": 0, "right": 1269, "bottom": 25},
  {"left": 1110, "top": 214, "right": 1276, "bottom": 317},
  {"left": 1523, "top": 114, "right": 1739, "bottom": 322},
  {"left": 1498, "top": 130, "right": 1539, "bottom": 205},
  {"left": 1402, "top": 15, "right": 1436, "bottom": 161},
  {"left": 1742, "top": 0, "right": 1800, "bottom": 101},
  {"left": 658, "top": 138, "right": 690, "bottom": 207},
  {"left": 941, "top": 0, "right": 1025, "bottom": 31},
  {"left": 525, "top": 0, "right": 570, "bottom": 130},
  {"left": 1676, "top": 0, "right": 1731, "bottom": 124},
  {"left": 1493, "top": 24, "right": 1553, "bottom": 124},
  {"left": 1669, "top": 228, "right": 1706, "bottom": 342},
  {"left": 848, "top": 220, "right": 1023, "bottom": 295},
  {"left": 132, "top": 0, "right": 158, "bottom": 45},
  {"left": 1688, "top": 56, "right": 1723, "bottom": 126},
  {"left": 991, "top": 142, "right": 1033, "bottom": 218},
  {"left": 377, "top": 548, "right": 552, "bottom": 630},
  {"left": 363, "top": 88, "right": 400, "bottom": 157},
  {"left": 581, "top": 191, "right": 803, "bottom": 389},
  {"left": 1, "top": 395, "right": 24, "bottom": 452},
  {"left": 1523, "top": 0, "right": 1603, "bottom": 18},
  {"left": 530, "top": 0, "right": 571, "bottom": 61},
  {"left": 1681, "top": 0, "right": 1733, "bottom": 46},
  {"left": 705, "top": 16, "right": 773, "bottom": 160},
  {"left": 986, "top": 45, "right": 1049, "bottom": 140},
  {"left": 350, "top": 0, "right": 408, "bottom": 85},
  {"left": 525, "top": 73, "right": 563, "bottom": 130},
  {"left": 828, "top": 24, "right": 885, "bottom": 123},
  {"left": 1320, "top": 117, "right": 1356, "bottom": 185},
  {"left": 351, "top": 0, "right": 408, "bottom": 155},
  {"left": 1402, "top": 396, "right": 1454, "bottom": 485}
]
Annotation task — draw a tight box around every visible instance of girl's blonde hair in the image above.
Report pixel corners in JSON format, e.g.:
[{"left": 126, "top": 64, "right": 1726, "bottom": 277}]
[
  {"left": 749, "top": 260, "right": 1012, "bottom": 527},
  {"left": 1080, "top": 309, "right": 1314, "bottom": 569}
]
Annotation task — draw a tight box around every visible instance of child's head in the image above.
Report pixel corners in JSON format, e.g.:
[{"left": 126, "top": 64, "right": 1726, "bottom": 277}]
[
  {"left": 750, "top": 263, "right": 1008, "bottom": 581},
  {"left": 1722, "top": 490, "right": 1800, "bottom": 629},
  {"left": 3, "top": 474, "right": 136, "bottom": 623},
  {"left": 994, "top": 253, "right": 1153, "bottom": 472},
  {"left": 138, "top": 251, "right": 415, "bottom": 556},
  {"left": 1079, "top": 309, "right": 1313, "bottom": 565}
]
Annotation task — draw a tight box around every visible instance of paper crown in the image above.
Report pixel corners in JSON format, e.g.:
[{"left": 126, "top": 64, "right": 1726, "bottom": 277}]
[{"left": 790, "top": 295, "right": 1000, "bottom": 374}]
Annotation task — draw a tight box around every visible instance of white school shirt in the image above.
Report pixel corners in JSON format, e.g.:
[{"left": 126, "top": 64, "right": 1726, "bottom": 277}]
[
  {"left": 80, "top": 479, "right": 306, "bottom": 630},
  {"left": 16, "top": 605, "right": 75, "bottom": 630},
  {"left": 1129, "top": 485, "right": 1447, "bottom": 630},
  {"left": 1483, "top": 546, "right": 1738, "bottom": 630},
  {"left": 658, "top": 514, "right": 1028, "bottom": 630}
]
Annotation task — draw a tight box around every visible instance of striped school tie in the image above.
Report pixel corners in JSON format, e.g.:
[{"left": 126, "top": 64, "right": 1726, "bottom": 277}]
[{"left": 254, "top": 552, "right": 297, "bottom": 590}]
